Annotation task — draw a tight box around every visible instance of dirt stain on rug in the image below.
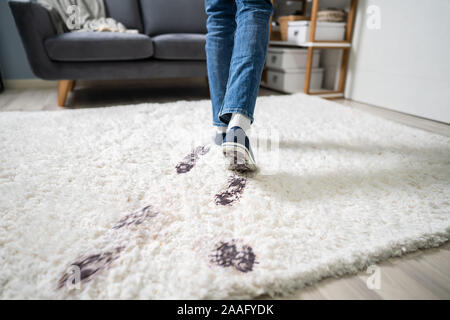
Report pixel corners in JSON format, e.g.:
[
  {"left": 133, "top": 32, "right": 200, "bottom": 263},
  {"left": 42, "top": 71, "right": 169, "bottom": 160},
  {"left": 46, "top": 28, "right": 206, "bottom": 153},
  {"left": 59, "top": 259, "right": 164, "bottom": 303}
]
[
  {"left": 57, "top": 246, "right": 124, "bottom": 290},
  {"left": 214, "top": 175, "right": 247, "bottom": 206},
  {"left": 57, "top": 205, "right": 159, "bottom": 291},
  {"left": 176, "top": 145, "right": 210, "bottom": 174},
  {"left": 113, "top": 205, "right": 158, "bottom": 229},
  {"left": 210, "top": 240, "right": 257, "bottom": 273}
]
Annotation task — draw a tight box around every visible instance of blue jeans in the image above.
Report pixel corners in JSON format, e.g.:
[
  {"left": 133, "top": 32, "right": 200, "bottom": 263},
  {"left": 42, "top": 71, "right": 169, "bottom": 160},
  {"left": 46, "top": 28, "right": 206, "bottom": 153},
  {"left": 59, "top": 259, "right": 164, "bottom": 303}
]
[{"left": 205, "top": 0, "right": 273, "bottom": 127}]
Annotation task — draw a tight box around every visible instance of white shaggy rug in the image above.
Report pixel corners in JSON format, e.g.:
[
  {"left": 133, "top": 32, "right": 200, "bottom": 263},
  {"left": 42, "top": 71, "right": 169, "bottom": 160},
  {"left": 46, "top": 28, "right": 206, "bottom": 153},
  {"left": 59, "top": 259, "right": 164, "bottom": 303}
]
[{"left": 0, "top": 93, "right": 449, "bottom": 299}]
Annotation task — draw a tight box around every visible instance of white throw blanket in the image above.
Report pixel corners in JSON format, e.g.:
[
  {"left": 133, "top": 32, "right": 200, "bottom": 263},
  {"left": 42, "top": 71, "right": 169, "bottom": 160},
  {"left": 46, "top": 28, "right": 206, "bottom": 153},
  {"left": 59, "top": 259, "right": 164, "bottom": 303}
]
[{"left": 38, "top": 0, "right": 138, "bottom": 34}]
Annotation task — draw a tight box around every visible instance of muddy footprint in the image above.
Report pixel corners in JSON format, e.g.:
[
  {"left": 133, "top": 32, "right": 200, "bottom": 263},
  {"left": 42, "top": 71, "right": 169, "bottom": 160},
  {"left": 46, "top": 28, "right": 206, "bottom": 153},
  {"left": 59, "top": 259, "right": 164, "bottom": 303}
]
[
  {"left": 57, "top": 246, "right": 124, "bottom": 290},
  {"left": 175, "top": 145, "right": 210, "bottom": 174},
  {"left": 58, "top": 205, "right": 159, "bottom": 290},
  {"left": 113, "top": 205, "right": 158, "bottom": 229},
  {"left": 214, "top": 174, "right": 247, "bottom": 206},
  {"left": 210, "top": 240, "right": 257, "bottom": 273}
]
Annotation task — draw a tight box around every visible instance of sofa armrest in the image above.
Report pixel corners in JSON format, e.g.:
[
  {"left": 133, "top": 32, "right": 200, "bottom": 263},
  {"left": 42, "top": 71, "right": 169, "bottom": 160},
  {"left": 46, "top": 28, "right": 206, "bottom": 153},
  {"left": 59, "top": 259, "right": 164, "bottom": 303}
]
[{"left": 9, "top": 0, "right": 57, "bottom": 79}]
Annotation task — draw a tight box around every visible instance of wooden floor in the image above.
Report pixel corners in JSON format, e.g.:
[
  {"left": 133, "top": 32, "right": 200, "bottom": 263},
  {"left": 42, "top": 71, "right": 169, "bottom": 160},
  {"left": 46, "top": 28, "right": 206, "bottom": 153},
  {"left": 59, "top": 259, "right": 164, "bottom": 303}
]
[{"left": 0, "top": 78, "right": 449, "bottom": 299}]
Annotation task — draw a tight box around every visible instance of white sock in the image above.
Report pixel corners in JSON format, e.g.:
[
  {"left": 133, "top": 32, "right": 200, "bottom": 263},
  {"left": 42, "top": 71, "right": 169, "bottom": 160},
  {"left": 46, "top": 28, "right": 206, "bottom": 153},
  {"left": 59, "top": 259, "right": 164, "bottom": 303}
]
[
  {"left": 215, "top": 126, "right": 227, "bottom": 134},
  {"left": 228, "top": 113, "right": 251, "bottom": 133}
]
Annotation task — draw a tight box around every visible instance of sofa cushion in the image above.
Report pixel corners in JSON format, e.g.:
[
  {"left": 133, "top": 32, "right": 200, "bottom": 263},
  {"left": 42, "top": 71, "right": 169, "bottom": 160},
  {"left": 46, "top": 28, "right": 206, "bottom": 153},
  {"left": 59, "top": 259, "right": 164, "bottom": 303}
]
[
  {"left": 152, "top": 33, "right": 206, "bottom": 60},
  {"left": 140, "top": 0, "right": 207, "bottom": 36},
  {"left": 45, "top": 32, "right": 153, "bottom": 62},
  {"left": 105, "top": 0, "right": 143, "bottom": 33}
]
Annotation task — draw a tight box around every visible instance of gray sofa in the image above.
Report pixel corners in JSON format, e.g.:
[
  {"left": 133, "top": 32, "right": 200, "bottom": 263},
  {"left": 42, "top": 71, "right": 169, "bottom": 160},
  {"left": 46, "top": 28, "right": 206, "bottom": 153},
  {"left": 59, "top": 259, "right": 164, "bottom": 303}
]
[{"left": 9, "top": 0, "right": 208, "bottom": 106}]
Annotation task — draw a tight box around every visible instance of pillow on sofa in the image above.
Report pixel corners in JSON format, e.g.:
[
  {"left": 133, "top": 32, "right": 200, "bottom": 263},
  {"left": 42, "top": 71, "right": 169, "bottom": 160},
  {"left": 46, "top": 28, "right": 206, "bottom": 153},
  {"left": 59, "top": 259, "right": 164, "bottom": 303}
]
[
  {"left": 105, "top": 0, "right": 144, "bottom": 33},
  {"left": 140, "top": 0, "right": 207, "bottom": 36}
]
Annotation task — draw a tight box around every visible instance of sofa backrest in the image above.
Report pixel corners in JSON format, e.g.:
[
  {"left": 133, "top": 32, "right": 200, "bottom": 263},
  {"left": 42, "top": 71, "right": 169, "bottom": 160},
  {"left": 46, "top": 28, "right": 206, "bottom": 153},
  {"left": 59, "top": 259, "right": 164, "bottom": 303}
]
[
  {"left": 105, "top": 0, "right": 143, "bottom": 33},
  {"left": 139, "top": 0, "right": 207, "bottom": 36}
]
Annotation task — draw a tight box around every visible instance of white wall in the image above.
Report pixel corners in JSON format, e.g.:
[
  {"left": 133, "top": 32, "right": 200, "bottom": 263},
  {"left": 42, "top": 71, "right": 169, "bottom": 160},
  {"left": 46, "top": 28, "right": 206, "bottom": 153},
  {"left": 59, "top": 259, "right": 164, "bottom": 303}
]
[{"left": 346, "top": 0, "right": 450, "bottom": 123}]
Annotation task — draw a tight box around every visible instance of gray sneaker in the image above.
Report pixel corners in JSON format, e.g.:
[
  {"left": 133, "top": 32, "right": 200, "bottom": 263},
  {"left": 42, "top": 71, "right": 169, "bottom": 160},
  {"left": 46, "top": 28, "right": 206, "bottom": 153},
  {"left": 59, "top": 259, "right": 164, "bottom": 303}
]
[{"left": 222, "top": 126, "right": 257, "bottom": 172}]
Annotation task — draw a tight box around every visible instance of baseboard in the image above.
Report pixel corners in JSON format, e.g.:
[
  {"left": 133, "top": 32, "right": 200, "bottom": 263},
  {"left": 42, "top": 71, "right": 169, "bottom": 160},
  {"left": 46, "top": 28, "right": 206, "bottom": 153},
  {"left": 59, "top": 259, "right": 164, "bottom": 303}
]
[{"left": 4, "top": 79, "right": 58, "bottom": 89}]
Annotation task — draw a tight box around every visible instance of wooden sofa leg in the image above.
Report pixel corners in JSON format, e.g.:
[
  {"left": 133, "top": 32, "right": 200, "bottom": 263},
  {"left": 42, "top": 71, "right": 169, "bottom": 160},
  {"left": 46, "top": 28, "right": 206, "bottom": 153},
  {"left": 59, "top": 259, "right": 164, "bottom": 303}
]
[
  {"left": 68, "top": 80, "right": 75, "bottom": 92},
  {"left": 57, "top": 80, "right": 74, "bottom": 107}
]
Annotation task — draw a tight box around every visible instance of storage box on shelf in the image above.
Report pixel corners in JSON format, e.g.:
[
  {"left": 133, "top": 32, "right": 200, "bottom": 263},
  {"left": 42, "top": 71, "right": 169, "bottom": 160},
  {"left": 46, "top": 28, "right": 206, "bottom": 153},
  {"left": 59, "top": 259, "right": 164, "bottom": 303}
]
[
  {"left": 278, "top": 15, "right": 309, "bottom": 41},
  {"left": 266, "top": 47, "right": 320, "bottom": 69},
  {"left": 267, "top": 68, "right": 324, "bottom": 93},
  {"left": 263, "top": 47, "right": 323, "bottom": 93},
  {"left": 287, "top": 21, "right": 346, "bottom": 45}
]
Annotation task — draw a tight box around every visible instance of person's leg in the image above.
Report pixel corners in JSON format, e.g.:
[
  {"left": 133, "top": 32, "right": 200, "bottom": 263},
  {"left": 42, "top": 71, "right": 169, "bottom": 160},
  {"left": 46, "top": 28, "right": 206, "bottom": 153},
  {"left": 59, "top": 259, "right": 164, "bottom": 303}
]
[
  {"left": 220, "top": 0, "right": 272, "bottom": 171},
  {"left": 218, "top": 0, "right": 273, "bottom": 126},
  {"left": 205, "top": 0, "right": 237, "bottom": 130}
]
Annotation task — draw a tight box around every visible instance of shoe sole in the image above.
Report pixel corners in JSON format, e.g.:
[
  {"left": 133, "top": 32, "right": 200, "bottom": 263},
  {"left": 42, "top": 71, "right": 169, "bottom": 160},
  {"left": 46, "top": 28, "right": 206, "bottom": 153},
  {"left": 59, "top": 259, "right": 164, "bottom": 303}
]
[{"left": 222, "top": 142, "right": 257, "bottom": 172}]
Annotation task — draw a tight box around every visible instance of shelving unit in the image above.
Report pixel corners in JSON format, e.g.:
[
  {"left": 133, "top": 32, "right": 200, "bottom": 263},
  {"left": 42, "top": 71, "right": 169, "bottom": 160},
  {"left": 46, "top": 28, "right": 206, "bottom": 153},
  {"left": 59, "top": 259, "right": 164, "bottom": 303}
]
[{"left": 265, "top": 0, "right": 358, "bottom": 98}]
